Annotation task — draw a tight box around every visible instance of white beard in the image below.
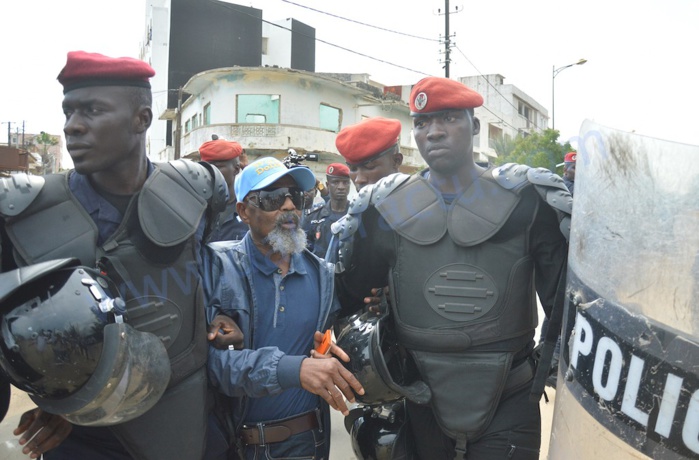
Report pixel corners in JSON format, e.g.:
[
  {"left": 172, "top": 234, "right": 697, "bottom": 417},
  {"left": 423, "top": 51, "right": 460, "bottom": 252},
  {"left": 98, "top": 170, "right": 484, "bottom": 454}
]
[{"left": 264, "top": 212, "right": 307, "bottom": 256}]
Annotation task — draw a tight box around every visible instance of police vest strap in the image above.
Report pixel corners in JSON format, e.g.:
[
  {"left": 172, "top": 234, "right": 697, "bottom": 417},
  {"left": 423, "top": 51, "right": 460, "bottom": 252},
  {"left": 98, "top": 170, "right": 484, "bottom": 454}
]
[{"left": 0, "top": 174, "right": 45, "bottom": 217}]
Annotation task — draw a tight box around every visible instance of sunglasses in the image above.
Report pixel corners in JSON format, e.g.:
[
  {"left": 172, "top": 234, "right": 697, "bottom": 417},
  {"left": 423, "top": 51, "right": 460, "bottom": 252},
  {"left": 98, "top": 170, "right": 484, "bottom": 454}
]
[{"left": 246, "top": 187, "right": 312, "bottom": 212}]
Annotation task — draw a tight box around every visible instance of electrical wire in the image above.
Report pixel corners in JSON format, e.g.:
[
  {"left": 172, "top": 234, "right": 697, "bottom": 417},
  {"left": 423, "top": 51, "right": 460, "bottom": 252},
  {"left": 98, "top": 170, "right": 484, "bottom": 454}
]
[
  {"left": 280, "top": 0, "right": 439, "bottom": 42},
  {"left": 454, "top": 45, "right": 544, "bottom": 132},
  {"left": 216, "top": 1, "right": 430, "bottom": 77}
]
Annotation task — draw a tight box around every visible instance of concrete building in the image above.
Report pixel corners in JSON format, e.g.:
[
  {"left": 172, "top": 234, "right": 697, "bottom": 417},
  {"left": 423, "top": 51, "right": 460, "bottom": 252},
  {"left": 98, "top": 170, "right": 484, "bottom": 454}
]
[
  {"left": 176, "top": 66, "right": 421, "bottom": 177},
  {"left": 460, "top": 74, "right": 549, "bottom": 159},
  {"left": 140, "top": 0, "right": 315, "bottom": 160}
]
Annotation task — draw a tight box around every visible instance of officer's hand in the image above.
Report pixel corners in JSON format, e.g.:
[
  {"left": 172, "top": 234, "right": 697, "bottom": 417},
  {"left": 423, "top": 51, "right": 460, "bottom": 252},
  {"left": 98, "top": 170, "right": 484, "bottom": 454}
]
[
  {"left": 310, "top": 330, "right": 350, "bottom": 362},
  {"left": 208, "top": 314, "right": 244, "bottom": 350},
  {"left": 364, "top": 286, "right": 390, "bottom": 315},
  {"left": 300, "top": 358, "right": 364, "bottom": 416},
  {"left": 14, "top": 408, "right": 72, "bottom": 459}
]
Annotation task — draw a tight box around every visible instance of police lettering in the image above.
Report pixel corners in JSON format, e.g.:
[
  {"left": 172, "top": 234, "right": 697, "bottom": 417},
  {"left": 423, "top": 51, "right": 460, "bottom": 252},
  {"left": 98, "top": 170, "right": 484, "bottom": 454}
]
[{"left": 570, "top": 309, "right": 699, "bottom": 456}]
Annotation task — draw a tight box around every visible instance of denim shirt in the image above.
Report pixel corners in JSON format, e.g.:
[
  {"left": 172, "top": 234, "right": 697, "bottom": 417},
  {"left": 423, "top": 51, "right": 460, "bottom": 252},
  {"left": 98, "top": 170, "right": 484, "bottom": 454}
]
[{"left": 201, "top": 233, "right": 339, "bottom": 426}]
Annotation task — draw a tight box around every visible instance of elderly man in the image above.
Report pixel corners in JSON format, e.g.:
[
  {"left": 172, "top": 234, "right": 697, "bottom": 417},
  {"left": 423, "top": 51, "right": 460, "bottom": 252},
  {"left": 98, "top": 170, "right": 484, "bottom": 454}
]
[
  {"left": 199, "top": 138, "right": 249, "bottom": 241},
  {"left": 334, "top": 77, "right": 571, "bottom": 459},
  {"left": 303, "top": 163, "right": 350, "bottom": 257},
  {"left": 335, "top": 117, "right": 404, "bottom": 191},
  {"left": 0, "top": 51, "right": 233, "bottom": 459},
  {"left": 202, "top": 157, "right": 364, "bottom": 459}
]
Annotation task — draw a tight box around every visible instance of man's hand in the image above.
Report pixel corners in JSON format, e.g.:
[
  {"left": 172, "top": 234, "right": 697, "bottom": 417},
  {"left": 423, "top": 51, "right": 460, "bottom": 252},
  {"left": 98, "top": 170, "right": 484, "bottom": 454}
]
[
  {"left": 300, "top": 357, "right": 364, "bottom": 416},
  {"left": 208, "top": 314, "right": 244, "bottom": 350},
  {"left": 310, "top": 330, "right": 350, "bottom": 362},
  {"left": 364, "top": 286, "right": 390, "bottom": 315},
  {"left": 14, "top": 408, "right": 72, "bottom": 459}
]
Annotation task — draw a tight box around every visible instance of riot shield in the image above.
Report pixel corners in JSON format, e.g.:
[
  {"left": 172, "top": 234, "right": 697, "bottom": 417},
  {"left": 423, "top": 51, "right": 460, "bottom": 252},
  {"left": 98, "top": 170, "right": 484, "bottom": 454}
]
[{"left": 548, "top": 120, "right": 699, "bottom": 459}]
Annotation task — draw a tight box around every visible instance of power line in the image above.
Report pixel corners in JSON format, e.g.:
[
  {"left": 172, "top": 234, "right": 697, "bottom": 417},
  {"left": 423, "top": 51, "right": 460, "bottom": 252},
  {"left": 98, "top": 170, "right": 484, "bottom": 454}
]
[
  {"left": 218, "top": 1, "right": 430, "bottom": 77},
  {"left": 280, "top": 0, "right": 439, "bottom": 42},
  {"left": 454, "top": 45, "right": 544, "bottom": 132}
]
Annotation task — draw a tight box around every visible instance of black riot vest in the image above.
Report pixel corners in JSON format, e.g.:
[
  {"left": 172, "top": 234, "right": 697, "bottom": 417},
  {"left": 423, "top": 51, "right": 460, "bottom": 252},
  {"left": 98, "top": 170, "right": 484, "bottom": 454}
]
[
  {"left": 376, "top": 173, "right": 539, "bottom": 353},
  {"left": 374, "top": 173, "right": 541, "bottom": 441},
  {"left": 3, "top": 164, "right": 210, "bottom": 386}
]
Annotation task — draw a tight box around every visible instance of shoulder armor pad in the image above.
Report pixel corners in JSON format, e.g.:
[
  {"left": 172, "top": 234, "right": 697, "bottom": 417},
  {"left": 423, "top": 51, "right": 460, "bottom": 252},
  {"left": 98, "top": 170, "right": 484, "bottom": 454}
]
[
  {"left": 492, "top": 163, "right": 531, "bottom": 190},
  {"left": 197, "top": 161, "right": 228, "bottom": 213},
  {"left": 526, "top": 167, "right": 573, "bottom": 215},
  {"left": 168, "top": 159, "right": 228, "bottom": 213},
  {"left": 0, "top": 174, "right": 45, "bottom": 217},
  {"left": 333, "top": 173, "right": 410, "bottom": 272},
  {"left": 332, "top": 173, "right": 410, "bottom": 241},
  {"left": 526, "top": 167, "right": 573, "bottom": 241}
]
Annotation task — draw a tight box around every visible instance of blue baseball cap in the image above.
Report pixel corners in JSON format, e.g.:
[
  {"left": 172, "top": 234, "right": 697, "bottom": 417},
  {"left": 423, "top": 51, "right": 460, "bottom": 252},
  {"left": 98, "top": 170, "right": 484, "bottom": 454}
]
[{"left": 234, "top": 156, "right": 316, "bottom": 201}]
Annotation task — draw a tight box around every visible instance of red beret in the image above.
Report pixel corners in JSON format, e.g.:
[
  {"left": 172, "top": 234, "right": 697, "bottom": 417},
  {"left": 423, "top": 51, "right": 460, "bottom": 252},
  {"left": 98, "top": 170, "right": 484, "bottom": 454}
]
[
  {"left": 564, "top": 152, "right": 577, "bottom": 163},
  {"left": 199, "top": 140, "right": 243, "bottom": 162},
  {"left": 409, "top": 77, "right": 483, "bottom": 115},
  {"left": 57, "top": 51, "right": 155, "bottom": 94},
  {"left": 335, "top": 117, "right": 401, "bottom": 165},
  {"left": 326, "top": 163, "right": 350, "bottom": 177}
]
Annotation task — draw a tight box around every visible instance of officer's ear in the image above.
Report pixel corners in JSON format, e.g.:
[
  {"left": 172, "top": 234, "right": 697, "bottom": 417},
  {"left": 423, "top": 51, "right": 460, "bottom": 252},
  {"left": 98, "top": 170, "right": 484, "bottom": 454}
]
[
  {"left": 392, "top": 152, "right": 404, "bottom": 170},
  {"left": 472, "top": 116, "right": 480, "bottom": 136},
  {"left": 135, "top": 106, "right": 153, "bottom": 133}
]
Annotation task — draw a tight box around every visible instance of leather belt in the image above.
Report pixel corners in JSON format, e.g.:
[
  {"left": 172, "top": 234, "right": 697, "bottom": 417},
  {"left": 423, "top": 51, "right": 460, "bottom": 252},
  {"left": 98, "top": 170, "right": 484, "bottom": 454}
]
[{"left": 240, "top": 411, "right": 319, "bottom": 445}]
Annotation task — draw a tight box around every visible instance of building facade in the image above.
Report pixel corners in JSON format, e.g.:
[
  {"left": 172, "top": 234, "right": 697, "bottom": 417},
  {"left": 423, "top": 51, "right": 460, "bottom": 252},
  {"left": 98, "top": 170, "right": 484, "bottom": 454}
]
[
  {"left": 176, "top": 67, "right": 421, "bottom": 178},
  {"left": 460, "top": 74, "right": 549, "bottom": 159}
]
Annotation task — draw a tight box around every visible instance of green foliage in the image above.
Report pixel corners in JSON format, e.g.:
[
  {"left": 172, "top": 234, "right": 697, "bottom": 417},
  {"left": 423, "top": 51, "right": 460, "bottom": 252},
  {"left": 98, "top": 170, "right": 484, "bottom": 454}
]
[
  {"left": 35, "top": 131, "right": 59, "bottom": 174},
  {"left": 492, "top": 129, "right": 573, "bottom": 172}
]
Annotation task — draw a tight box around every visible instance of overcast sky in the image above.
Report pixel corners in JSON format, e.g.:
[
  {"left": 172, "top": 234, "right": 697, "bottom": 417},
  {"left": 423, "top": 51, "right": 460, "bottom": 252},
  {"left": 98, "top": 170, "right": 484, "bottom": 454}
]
[{"left": 1, "top": 0, "right": 697, "bottom": 161}]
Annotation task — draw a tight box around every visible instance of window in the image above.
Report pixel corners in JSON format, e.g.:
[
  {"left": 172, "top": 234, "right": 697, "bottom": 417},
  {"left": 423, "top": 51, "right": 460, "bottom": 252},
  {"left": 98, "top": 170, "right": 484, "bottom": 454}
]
[
  {"left": 319, "top": 104, "right": 341, "bottom": 132},
  {"left": 488, "top": 124, "right": 503, "bottom": 149},
  {"left": 237, "top": 95, "right": 280, "bottom": 124},
  {"left": 185, "top": 119, "right": 191, "bottom": 133},
  {"left": 191, "top": 115, "right": 198, "bottom": 130},
  {"left": 517, "top": 100, "right": 532, "bottom": 128},
  {"left": 204, "top": 103, "right": 211, "bottom": 125}
]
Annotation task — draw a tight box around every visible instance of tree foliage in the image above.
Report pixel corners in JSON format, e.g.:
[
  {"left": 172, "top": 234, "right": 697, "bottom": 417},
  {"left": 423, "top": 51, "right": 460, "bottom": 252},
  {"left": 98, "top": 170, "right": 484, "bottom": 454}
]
[
  {"left": 35, "top": 131, "right": 59, "bottom": 174},
  {"left": 492, "top": 129, "right": 573, "bottom": 172}
]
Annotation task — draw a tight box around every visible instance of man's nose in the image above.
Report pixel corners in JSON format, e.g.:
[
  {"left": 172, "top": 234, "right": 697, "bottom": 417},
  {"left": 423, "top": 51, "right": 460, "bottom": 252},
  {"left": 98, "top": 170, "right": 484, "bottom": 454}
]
[
  {"left": 64, "top": 113, "right": 86, "bottom": 136},
  {"left": 280, "top": 195, "right": 296, "bottom": 211}
]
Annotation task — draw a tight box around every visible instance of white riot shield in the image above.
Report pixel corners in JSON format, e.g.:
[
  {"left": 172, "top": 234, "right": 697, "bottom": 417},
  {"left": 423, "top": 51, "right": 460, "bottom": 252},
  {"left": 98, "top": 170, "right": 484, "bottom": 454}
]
[{"left": 548, "top": 120, "right": 699, "bottom": 459}]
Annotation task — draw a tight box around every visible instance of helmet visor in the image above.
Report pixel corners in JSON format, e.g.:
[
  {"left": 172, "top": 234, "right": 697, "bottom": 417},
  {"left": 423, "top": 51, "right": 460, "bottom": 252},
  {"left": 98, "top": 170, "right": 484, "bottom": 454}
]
[{"left": 31, "top": 322, "right": 170, "bottom": 426}]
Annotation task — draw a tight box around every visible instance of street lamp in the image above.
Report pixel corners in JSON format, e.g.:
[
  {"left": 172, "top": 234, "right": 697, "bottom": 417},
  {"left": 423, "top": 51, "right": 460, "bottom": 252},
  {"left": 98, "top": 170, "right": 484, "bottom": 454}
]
[{"left": 552, "top": 59, "right": 587, "bottom": 130}]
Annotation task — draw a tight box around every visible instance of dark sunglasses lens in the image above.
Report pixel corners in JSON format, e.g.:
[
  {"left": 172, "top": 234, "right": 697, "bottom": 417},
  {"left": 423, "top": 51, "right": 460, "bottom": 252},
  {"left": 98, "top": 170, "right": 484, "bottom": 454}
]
[{"left": 257, "top": 188, "right": 308, "bottom": 211}]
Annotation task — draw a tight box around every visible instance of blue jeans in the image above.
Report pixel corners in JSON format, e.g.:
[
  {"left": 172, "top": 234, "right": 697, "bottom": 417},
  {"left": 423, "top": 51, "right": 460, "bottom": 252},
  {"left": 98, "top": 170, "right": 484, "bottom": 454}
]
[{"left": 243, "top": 427, "right": 327, "bottom": 460}]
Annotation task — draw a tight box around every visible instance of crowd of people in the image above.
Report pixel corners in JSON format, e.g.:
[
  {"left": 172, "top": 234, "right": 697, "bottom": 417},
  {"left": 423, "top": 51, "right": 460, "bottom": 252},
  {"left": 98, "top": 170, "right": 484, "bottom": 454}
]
[{"left": 0, "top": 50, "right": 573, "bottom": 460}]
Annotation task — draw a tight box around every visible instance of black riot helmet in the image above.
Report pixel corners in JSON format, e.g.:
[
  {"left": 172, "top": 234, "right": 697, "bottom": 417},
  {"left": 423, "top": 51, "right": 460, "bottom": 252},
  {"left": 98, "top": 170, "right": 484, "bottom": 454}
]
[
  {"left": 0, "top": 258, "right": 171, "bottom": 426},
  {"left": 345, "top": 400, "right": 415, "bottom": 460},
  {"left": 335, "top": 311, "right": 431, "bottom": 406}
]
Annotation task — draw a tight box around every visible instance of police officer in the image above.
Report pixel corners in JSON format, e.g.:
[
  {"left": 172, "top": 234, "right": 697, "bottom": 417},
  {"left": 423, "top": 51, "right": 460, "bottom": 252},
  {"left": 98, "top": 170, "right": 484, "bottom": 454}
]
[
  {"left": 303, "top": 163, "right": 350, "bottom": 258},
  {"left": 0, "top": 51, "right": 231, "bottom": 459},
  {"left": 200, "top": 138, "right": 249, "bottom": 242},
  {"left": 335, "top": 116, "right": 404, "bottom": 192},
  {"left": 334, "top": 77, "right": 571, "bottom": 459}
]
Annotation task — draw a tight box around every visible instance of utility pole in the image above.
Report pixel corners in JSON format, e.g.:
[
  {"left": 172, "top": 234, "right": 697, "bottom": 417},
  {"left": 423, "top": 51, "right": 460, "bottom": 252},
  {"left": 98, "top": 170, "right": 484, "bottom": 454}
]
[
  {"left": 174, "top": 87, "right": 183, "bottom": 160},
  {"left": 438, "top": 1, "right": 460, "bottom": 78},
  {"left": 2, "top": 121, "right": 12, "bottom": 147}
]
